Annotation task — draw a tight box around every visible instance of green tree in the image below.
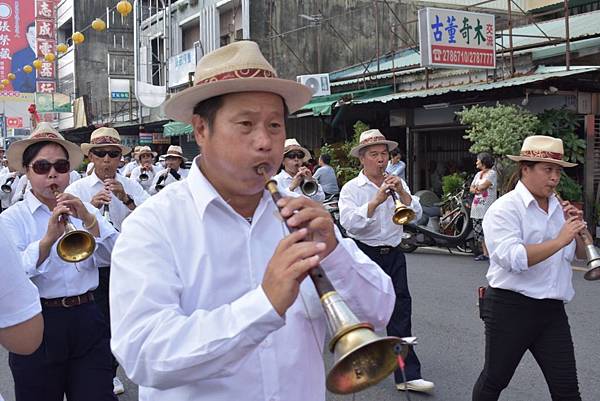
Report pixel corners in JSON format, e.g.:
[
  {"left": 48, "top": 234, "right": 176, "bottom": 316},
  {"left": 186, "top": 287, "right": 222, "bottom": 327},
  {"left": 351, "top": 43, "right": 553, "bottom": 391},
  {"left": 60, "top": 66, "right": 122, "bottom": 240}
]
[
  {"left": 537, "top": 108, "right": 585, "bottom": 163},
  {"left": 457, "top": 103, "right": 539, "bottom": 193}
]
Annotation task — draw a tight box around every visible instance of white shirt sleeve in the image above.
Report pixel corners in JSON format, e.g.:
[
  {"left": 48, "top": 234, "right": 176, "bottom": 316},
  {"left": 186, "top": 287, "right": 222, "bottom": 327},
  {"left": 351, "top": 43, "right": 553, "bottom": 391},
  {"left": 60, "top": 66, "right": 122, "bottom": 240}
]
[
  {"left": 483, "top": 204, "right": 529, "bottom": 273},
  {"left": 339, "top": 183, "right": 377, "bottom": 237},
  {"left": 0, "top": 226, "right": 41, "bottom": 329},
  {"left": 110, "top": 211, "right": 285, "bottom": 388}
]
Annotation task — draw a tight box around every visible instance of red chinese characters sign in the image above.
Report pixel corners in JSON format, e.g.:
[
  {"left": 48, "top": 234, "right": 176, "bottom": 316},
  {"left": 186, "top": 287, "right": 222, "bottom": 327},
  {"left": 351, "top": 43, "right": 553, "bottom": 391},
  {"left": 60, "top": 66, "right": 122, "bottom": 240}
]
[
  {"left": 419, "top": 8, "right": 496, "bottom": 69},
  {"left": 0, "top": 1, "right": 36, "bottom": 93},
  {"left": 6, "top": 116, "right": 23, "bottom": 128},
  {"left": 35, "top": 0, "right": 56, "bottom": 91}
]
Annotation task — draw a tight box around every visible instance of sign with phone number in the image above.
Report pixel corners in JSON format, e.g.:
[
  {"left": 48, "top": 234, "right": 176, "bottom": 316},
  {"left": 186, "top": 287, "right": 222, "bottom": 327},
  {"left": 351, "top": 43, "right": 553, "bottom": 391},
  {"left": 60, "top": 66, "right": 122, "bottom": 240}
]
[{"left": 419, "top": 7, "right": 496, "bottom": 69}]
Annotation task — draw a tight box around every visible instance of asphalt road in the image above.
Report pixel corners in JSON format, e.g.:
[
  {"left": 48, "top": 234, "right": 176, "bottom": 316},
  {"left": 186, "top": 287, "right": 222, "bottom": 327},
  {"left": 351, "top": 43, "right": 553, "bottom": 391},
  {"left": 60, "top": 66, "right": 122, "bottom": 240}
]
[{"left": 2, "top": 249, "right": 598, "bottom": 401}]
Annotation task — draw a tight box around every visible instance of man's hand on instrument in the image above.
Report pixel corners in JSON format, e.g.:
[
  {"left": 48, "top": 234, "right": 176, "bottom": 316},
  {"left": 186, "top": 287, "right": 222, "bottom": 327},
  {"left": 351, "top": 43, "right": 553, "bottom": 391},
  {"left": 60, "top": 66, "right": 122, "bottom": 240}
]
[
  {"left": 560, "top": 200, "right": 583, "bottom": 222},
  {"left": 91, "top": 189, "right": 112, "bottom": 209},
  {"left": 43, "top": 205, "right": 69, "bottom": 244},
  {"left": 299, "top": 166, "right": 313, "bottom": 180},
  {"left": 104, "top": 178, "right": 127, "bottom": 202},
  {"left": 384, "top": 174, "right": 405, "bottom": 195},
  {"left": 56, "top": 193, "right": 93, "bottom": 224},
  {"left": 277, "top": 196, "right": 337, "bottom": 258},
  {"left": 373, "top": 182, "right": 394, "bottom": 206},
  {"left": 262, "top": 228, "right": 326, "bottom": 316},
  {"left": 557, "top": 215, "right": 587, "bottom": 246}
]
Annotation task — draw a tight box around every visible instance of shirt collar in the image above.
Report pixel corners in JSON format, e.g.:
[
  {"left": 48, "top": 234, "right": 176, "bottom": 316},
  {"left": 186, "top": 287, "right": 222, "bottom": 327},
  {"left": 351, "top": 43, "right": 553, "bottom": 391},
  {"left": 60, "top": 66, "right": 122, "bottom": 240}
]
[
  {"left": 24, "top": 189, "right": 49, "bottom": 214},
  {"left": 186, "top": 156, "right": 272, "bottom": 220},
  {"left": 515, "top": 180, "right": 560, "bottom": 214},
  {"left": 356, "top": 170, "right": 375, "bottom": 187}
]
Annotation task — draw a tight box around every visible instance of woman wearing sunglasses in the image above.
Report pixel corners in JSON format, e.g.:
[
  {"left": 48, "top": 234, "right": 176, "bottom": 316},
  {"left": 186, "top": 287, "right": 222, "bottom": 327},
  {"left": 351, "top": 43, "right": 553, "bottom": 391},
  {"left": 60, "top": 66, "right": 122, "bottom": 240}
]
[{"left": 0, "top": 123, "right": 119, "bottom": 401}]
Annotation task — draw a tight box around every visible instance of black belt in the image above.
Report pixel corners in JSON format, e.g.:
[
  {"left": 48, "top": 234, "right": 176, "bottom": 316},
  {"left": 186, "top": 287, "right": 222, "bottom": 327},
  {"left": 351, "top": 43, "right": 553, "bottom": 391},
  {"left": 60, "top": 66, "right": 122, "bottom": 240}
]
[
  {"left": 41, "top": 291, "right": 95, "bottom": 308},
  {"left": 356, "top": 240, "right": 398, "bottom": 255}
]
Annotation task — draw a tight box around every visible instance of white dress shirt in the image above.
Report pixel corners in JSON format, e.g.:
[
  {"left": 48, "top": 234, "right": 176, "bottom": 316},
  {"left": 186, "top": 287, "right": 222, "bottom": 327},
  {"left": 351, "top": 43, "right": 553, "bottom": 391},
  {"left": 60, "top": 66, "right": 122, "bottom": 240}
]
[
  {"left": 109, "top": 157, "right": 395, "bottom": 401},
  {"left": 0, "top": 224, "right": 41, "bottom": 328},
  {"left": 273, "top": 169, "right": 325, "bottom": 202},
  {"left": 66, "top": 172, "right": 150, "bottom": 231},
  {"left": 131, "top": 165, "right": 164, "bottom": 193},
  {"left": 122, "top": 160, "right": 139, "bottom": 177},
  {"left": 483, "top": 181, "right": 576, "bottom": 302},
  {"left": 339, "top": 171, "right": 422, "bottom": 247},
  {"left": 148, "top": 167, "right": 188, "bottom": 195},
  {"left": 0, "top": 191, "right": 118, "bottom": 299}
]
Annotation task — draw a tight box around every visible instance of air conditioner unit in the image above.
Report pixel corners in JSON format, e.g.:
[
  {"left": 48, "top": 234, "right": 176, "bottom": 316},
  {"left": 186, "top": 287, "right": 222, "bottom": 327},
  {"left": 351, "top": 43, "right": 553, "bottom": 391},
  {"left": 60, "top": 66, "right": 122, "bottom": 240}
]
[{"left": 296, "top": 73, "right": 331, "bottom": 97}]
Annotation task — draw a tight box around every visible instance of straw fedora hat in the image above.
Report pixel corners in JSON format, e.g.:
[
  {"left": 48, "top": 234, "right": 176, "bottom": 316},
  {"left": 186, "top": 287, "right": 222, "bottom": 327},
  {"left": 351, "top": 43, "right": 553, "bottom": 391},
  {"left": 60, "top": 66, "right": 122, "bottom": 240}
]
[
  {"left": 350, "top": 129, "right": 398, "bottom": 157},
  {"left": 136, "top": 145, "right": 157, "bottom": 159},
  {"left": 7, "top": 122, "right": 84, "bottom": 173},
  {"left": 283, "top": 138, "right": 311, "bottom": 162},
  {"left": 164, "top": 41, "right": 313, "bottom": 123},
  {"left": 81, "top": 127, "right": 132, "bottom": 156},
  {"left": 507, "top": 135, "right": 576, "bottom": 167},
  {"left": 161, "top": 145, "right": 187, "bottom": 162}
]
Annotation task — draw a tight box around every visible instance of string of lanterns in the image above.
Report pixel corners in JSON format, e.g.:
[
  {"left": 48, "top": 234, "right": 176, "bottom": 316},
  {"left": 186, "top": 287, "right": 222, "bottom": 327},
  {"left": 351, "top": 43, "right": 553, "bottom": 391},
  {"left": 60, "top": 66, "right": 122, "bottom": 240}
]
[{"left": 0, "top": 0, "right": 132, "bottom": 91}]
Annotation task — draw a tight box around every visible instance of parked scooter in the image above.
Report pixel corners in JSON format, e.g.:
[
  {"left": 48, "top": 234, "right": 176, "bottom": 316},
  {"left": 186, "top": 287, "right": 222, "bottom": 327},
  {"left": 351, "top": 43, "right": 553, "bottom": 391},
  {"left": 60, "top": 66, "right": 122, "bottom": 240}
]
[
  {"left": 323, "top": 194, "right": 346, "bottom": 236},
  {"left": 399, "top": 187, "right": 475, "bottom": 254}
]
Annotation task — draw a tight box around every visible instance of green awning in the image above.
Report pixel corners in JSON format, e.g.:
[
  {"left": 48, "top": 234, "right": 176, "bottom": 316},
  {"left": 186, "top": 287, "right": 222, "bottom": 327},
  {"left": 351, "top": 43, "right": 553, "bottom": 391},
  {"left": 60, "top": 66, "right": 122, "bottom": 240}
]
[
  {"left": 163, "top": 121, "right": 193, "bottom": 137},
  {"left": 297, "top": 85, "right": 394, "bottom": 116}
]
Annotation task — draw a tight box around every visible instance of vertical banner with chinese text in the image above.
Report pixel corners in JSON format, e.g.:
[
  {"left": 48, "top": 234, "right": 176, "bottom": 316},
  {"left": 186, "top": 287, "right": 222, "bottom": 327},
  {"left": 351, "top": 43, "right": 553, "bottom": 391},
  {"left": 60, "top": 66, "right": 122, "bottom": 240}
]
[
  {"left": 35, "top": 0, "right": 56, "bottom": 94},
  {"left": 419, "top": 8, "right": 496, "bottom": 69}
]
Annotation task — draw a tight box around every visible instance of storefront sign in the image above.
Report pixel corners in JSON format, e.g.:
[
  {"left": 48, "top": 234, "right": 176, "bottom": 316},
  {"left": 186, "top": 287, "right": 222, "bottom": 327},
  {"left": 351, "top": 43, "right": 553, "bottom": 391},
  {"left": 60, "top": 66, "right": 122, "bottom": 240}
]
[
  {"left": 6, "top": 116, "right": 22, "bottom": 128},
  {"left": 110, "top": 78, "right": 130, "bottom": 101},
  {"left": 168, "top": 48, "right": 196, "bottom": 88},
  {"left": 419, "top": 7, "right": 495, "bottom": 69}
]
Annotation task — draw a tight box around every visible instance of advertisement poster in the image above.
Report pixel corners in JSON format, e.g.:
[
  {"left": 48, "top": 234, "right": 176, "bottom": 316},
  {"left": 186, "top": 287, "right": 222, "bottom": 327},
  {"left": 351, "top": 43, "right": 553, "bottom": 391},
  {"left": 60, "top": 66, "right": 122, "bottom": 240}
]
[{"left": 0, "top": 1, "right": 36, "bottom": 93}]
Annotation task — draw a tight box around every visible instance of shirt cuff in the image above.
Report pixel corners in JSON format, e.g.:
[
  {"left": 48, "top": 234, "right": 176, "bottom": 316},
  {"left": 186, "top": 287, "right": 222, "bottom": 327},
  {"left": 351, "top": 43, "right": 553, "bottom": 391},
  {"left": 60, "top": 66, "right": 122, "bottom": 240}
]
[
  {"left": 510, "top": 243, "right": 529, "bottom": 272},
  {"left": 231, "top": 285, "right": 285, "bottom": 343}
]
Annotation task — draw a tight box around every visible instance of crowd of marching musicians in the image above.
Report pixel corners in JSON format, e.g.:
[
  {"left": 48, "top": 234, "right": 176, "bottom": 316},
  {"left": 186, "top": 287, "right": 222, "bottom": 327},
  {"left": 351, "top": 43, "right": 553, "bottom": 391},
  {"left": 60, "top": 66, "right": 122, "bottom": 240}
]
[{"left": 0, "top": 39, "right": 590, "bottom": 401}]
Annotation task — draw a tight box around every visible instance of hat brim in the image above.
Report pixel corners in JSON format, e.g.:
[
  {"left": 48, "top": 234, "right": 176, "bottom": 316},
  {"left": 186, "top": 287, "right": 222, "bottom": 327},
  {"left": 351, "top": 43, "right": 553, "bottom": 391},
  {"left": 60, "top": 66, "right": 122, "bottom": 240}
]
[
  {"left": 507, "top": 155, "right": 577, "bottom": 168},
  {"left": 284, "top": 145, "right": 311, "bottom": 163},
  {"left": 7, "top": 137, "right": 84, "bottom": 173},
  {"left": 137, "top": 151, "right": 158, "bottom": 159},
  {"left": 350, "top": 140, "right": 398, "bottom": 158},
  {"left": 161, "top": 153, "right": 187, "bottom": 162},
  {"left": 164, "top": 78, "right": 313, "bottom": 123},
  {"left": 81, "top": 143, "right": 132, "bottom": 157}
]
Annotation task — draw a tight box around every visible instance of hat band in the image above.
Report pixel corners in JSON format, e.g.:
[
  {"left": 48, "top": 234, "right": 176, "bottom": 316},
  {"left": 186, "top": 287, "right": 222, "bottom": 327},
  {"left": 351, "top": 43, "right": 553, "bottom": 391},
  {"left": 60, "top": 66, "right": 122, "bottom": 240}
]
[
  {"left": 31, "top": 132, "right": 60, "bottom": 139},
  {"left": 360, "top": 136, "right": 388, "bottom": 146},
  {"left": 196, "top": 68, "right": 275, "bottom": 85},
  {"left": 520, "top": 150, "right": 563, "bottom": 161},
  {"left": 91, "top": 136, "right": 121, "bottom": 145},
  {"left": 166, "top": 152, "right": 183, "bottom": 157}
]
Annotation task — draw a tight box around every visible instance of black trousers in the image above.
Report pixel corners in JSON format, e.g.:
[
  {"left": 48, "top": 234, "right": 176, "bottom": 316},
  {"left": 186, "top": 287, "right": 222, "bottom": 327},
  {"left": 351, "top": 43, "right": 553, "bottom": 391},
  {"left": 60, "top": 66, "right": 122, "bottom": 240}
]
[
  {"left": 93, "top": 266, "right": 119, "bottom": 377},
  {"left": 473, "top": 287, "right": 581, "bottom": 401},
  {"left": 9, "top": 302, "right": 116, "bottom": 401},
  {"left": 355, "top": 241, "right": 422, "bottom": 382}
]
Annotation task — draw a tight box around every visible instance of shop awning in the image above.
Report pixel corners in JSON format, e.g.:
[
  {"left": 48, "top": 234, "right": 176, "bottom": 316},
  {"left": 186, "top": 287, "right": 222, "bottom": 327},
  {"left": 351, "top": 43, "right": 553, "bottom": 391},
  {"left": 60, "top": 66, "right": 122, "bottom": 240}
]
[
  {"left": 297, "top": 85, "right": 394, "bottom": 116},
  {"left": 163, "top": 121, "right": 193, "bottom": 137},
  {"left": 351, "top": 66, "right": 600, "bottom": 105}
]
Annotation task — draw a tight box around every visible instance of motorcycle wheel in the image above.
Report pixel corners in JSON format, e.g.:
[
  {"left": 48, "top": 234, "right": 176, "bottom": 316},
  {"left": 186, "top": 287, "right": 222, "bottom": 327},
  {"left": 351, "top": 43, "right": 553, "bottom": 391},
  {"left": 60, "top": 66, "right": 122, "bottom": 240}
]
[
  {"left": 451, "top": 214, "right": 475, "bottom": 254},
  {"left": 399, "top": 242, "right": 418, "bottom": 253}
]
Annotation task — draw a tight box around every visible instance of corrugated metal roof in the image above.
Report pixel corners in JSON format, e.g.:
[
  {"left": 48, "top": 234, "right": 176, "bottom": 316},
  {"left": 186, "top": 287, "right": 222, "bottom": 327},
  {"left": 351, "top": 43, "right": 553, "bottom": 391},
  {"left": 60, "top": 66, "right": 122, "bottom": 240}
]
[
  {"left": 297, "top": 86, "right": 394, "bottom": 116},
  {"left": 352, "top": 66, "right": 599, "bottom": 104},
  {"left": 330, "top": 10, "right": 600, "bottom": 83}
]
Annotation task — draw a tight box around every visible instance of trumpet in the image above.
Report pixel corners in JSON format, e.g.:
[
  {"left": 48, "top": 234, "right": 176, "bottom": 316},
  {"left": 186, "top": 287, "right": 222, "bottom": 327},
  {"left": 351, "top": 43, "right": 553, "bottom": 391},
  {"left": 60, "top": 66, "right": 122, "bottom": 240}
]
[
  {"left": 139, "top": 166, "right": 151, "bottom": 182},
  {"left": 388, "top": 190, "right": 416, "bottom": 225},
  {"left": 103, "top": 203, "right": 111, "bottom": 222},
  {"left": 555, "top": 191, "right": 600, "bottom": 280},
  {"left": 1, "top": 175, "right": 15, "bottom": 193},
  {"left": 50, "top": 185, "right": 96, "bottom": 263},
  {"left": 300, "top": 178, "right": 318, "bottom": 197},
  {"left": 257, "top": 165, "right": 406, "bottom": 394},
  {"left": 155, "top": 169, "right": 170, "bottom": 191}
]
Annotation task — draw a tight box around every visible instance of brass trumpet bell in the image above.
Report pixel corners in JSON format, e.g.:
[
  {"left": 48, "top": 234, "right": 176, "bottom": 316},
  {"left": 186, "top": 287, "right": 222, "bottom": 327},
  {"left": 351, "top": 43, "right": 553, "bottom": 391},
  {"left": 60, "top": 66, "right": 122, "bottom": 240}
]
[
  {"left": 321, "top": 292, "right": 405, "bottom": 394},
  {"left": 392, "top": 202, "right": 416, "bottom": 225},
  {"left": 583, "top": 244, "right": 600, "bottom": 281},
  {"left": 301, "top": 179, "right": 318, "bottom": 197},
  {"left": 56, "top": 220, "right": 96, "bottom": 263}
]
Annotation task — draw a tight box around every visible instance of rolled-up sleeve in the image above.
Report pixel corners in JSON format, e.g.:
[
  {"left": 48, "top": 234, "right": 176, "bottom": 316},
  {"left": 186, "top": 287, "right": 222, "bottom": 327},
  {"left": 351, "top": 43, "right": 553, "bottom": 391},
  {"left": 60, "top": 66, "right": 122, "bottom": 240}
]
[
  {"left": 483, "top": 207, "right": 528, "bottom": 273},
  {"left": 320, "top": 234, "right": 395, "bottom": 331},
  {"left": 110, "top": 210, "right": 285, "bottom": 389},
  {"left": 339, "top": 184, "right": 377, "bottom": 237}
]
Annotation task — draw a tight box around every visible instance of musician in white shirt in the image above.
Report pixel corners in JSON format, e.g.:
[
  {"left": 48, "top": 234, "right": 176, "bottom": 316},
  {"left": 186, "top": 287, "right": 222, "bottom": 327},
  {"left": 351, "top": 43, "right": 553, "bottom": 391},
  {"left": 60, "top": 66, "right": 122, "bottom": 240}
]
[
  {"left": 130, "top": 146, "right": 162, "bottom": 193},
  {"left": 148, "top": 145, "right": 189, "bottom": 194},
  {"left": 0, "top": 122, "right": 118, "bottom": 401},
  {"left": 273, "top": 138, "right": 325, "bottom": 202},
  {"left": 473, "top": 136, "right": 587, "bottom": 401},
  {"left": 338, "top": 129, "right": 434, "bottom": 393},
  {"left": 109, "top": 41, "right": 395, "bottom": 401}
]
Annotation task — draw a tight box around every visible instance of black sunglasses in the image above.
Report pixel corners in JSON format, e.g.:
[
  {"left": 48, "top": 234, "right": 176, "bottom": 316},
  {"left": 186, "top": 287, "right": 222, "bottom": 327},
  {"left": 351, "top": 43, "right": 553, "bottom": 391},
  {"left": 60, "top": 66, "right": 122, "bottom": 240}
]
[
  {"left": 90, "top": 149, "right": 122, "bottom": 158},
  {"left": 30, "top": 159, "right": 70, "bottom": 175},
  {"left": 285, "top": 151, "right": 305, "bottom": 159}
]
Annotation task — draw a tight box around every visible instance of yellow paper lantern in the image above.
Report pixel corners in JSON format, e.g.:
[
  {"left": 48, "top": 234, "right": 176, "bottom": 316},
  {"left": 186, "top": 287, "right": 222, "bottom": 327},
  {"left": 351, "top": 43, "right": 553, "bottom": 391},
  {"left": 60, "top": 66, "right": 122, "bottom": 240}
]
[
  {"left": 72, "top": 31, "right": 85, "bottom": 45},
  {"left": 7, "top": 72, "right": 15, "bottom": 80},
  {"left": 32, "top": 59, "right": 43, "bottom": 70},
  {"left": 91, "top": 18, "right": 106, "bottom": 31},
  {"left": 0, "top": 84, "right": 4, "bottom": 91},
  {"left": 23, "top": 65, "right": 33, "bottom": 74},
  {"left": 57, "top": 43, "right": 68, "bottom": 53},
  {"left": 1, "top": 79, "right": 8, "bottom": 86},
  {"left": 116, "top": 0, "right": 133, "bottom": 17},
  {"left": 44, "top": 53, "right": 56, "bottom": 62}
]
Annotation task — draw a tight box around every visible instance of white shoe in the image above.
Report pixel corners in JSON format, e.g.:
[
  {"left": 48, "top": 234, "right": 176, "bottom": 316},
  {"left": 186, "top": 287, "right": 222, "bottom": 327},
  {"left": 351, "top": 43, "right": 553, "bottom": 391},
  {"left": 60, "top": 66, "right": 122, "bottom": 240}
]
[
  {"left": 396, "top": 379, "right": 435, "bottom": 392},
  {"left": 113, "top": 376, "right": 125, "bottom": 395}
]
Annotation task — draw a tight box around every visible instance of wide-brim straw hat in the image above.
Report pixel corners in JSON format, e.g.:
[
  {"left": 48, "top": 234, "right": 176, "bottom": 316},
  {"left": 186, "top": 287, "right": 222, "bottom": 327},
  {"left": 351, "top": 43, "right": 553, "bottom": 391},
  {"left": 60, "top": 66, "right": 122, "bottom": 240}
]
[
  {"left": 283, "top": 138, "right": 311, "bottom": 163},
  {"left": 81, "top": 127, "right": 132, "bottom": 156},
  {"left": 136, "top": 145, "right": 157, "bottom": 159},
  {"left": 507, "top": 135, "right": 576, "bottom": 167},
  {"left": 161, "top": 145, "right": 187, "bottom": 162},
  {"left": 7, "top": 122, "right": 84, "bottom": 173},
  {"left": 164, "top": 41, "right": 313, "bottom": 124},
  {"left": 350, "top": 129, "right": 398, "bottom": 157}
]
